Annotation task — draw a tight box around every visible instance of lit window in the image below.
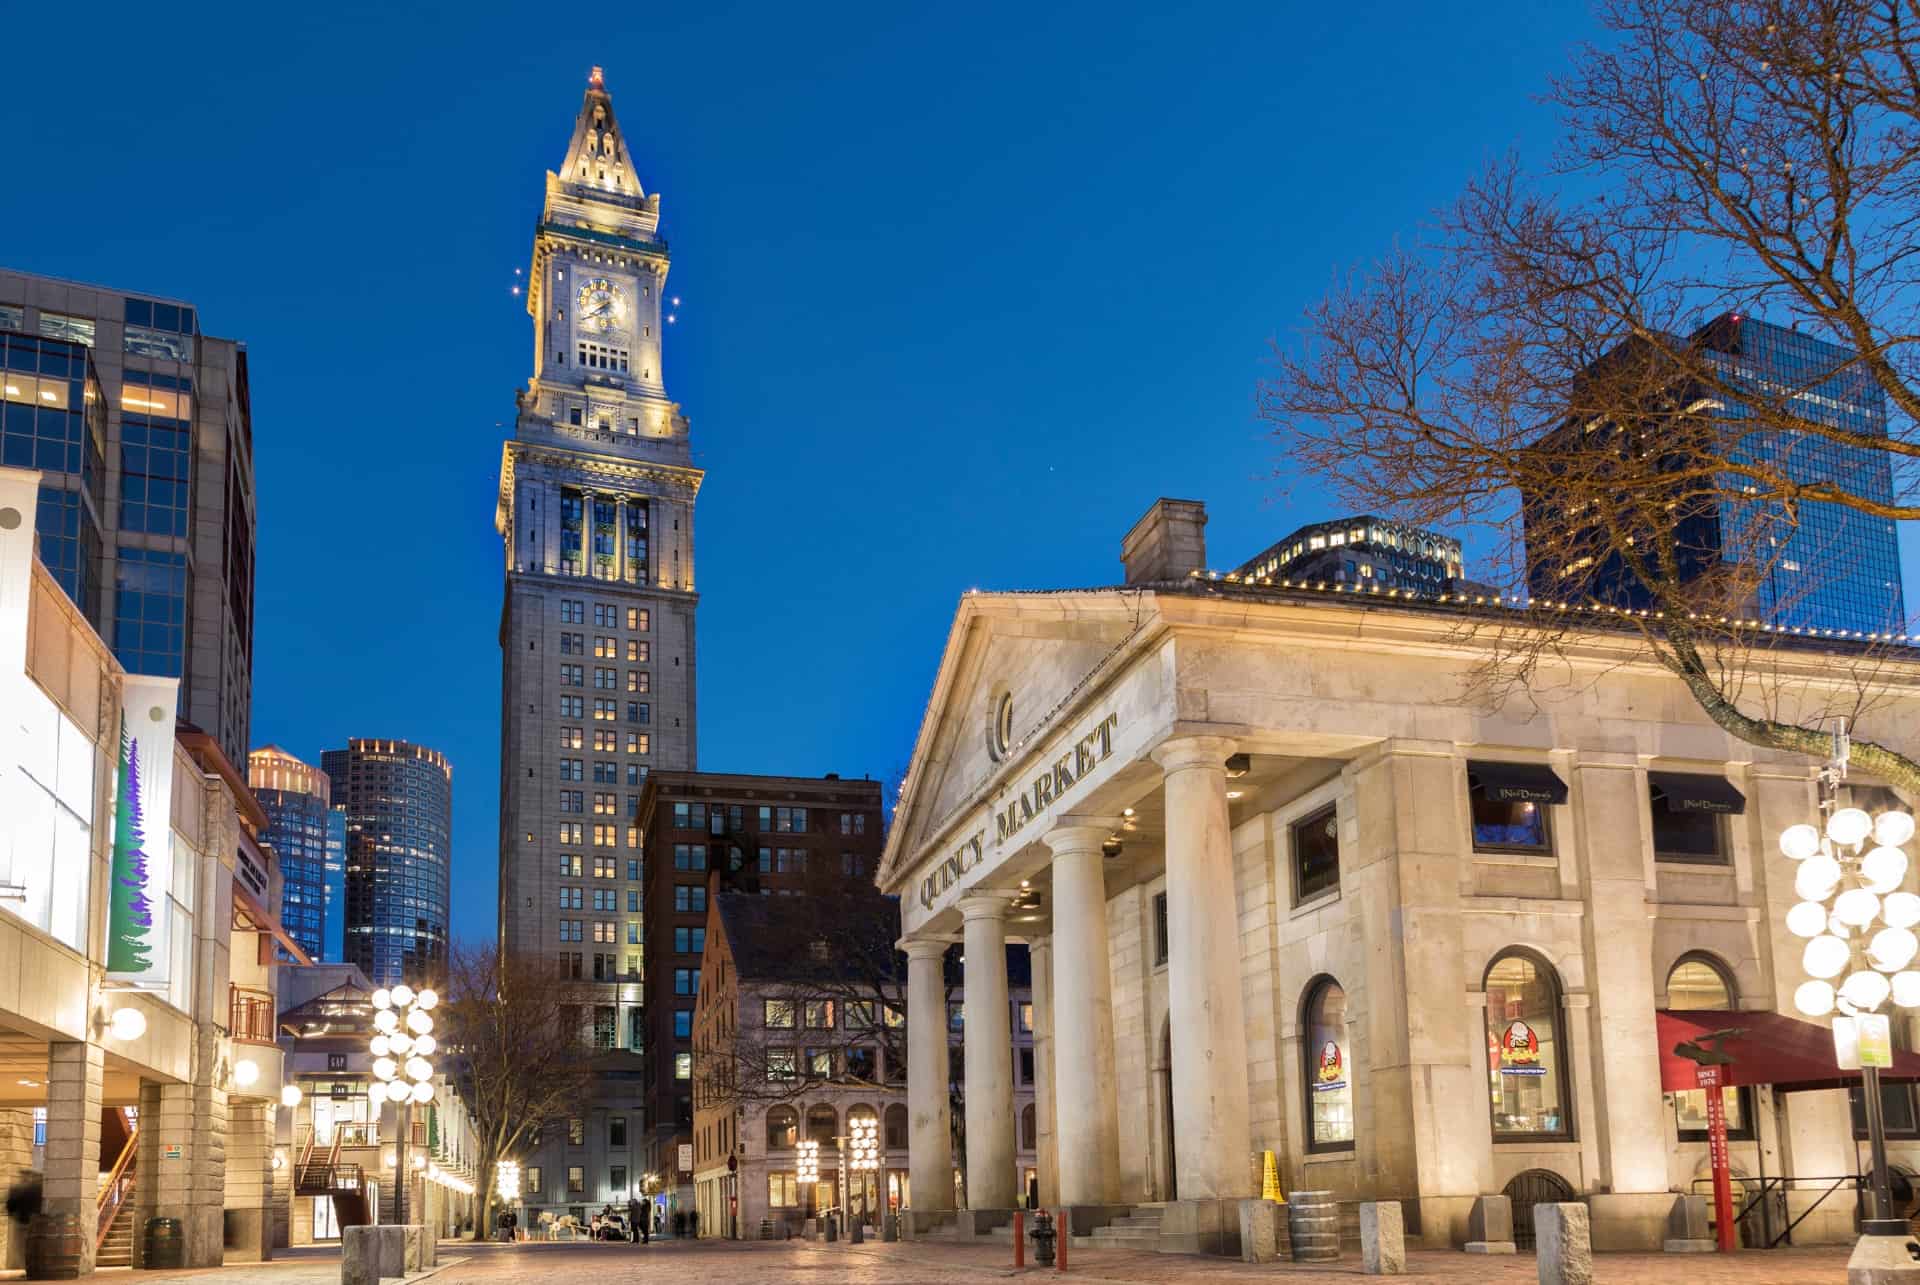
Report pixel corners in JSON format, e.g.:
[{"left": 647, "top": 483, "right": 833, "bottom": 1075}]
[
  {"left": 1303, "top": 977, "right": 1354, "bottom": 1151},
  {"left": 1485, "top": 951, "right": 1571, "bottom": 1139}
]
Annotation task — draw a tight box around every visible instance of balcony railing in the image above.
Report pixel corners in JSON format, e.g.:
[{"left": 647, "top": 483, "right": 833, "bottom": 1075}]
[{"left": 229, "top": 984, "right": 276, "bottom": 1045}]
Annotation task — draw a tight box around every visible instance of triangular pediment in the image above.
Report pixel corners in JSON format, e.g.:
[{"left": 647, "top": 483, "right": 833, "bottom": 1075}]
[{"left": 884, "top": 590, "right": 1145, "bottom": 875}]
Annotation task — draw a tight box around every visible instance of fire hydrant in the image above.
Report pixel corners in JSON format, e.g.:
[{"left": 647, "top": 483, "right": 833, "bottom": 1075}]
[{"left": 1030, "top": 1208, "right": 1058, "bottom": 1267}]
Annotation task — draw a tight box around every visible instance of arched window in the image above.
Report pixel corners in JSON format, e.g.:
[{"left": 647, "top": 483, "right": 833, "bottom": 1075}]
[
  {"left": 1020, "top": 1103, "right": 1037, "bottom": 1149},
  {"left": 1667, "top": 953, "right": 1750, "bottom": 1141},
  {"left": 884, "top": 1104, "right": 908, "bottom": 1150},
  {"left": 1302, "top": 976, "right": 1354, "bottom": 1151},
  {"left": 1485, "top": 949, "right": 1572, "bottom": 1140},
  {"left": 806, "top": 1104, "right": 837, "bottom": 1147},
  {"left": 765, "top": 1106, "right": 797, "bottom": 1151}
]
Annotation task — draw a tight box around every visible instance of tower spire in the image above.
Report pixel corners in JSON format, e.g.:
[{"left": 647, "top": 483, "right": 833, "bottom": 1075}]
[{"left": 559, "top": 66, "right": 641, "bottom": 198}]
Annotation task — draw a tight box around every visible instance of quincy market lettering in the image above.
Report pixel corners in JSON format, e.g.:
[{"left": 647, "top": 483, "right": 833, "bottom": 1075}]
[{"left": 918, "top": 711, "right": 1122, "bottom": 911}]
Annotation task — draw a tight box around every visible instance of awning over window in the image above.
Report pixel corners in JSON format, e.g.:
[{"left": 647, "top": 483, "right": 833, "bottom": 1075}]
[
  {"left": 1649, "top": 772, "right": 1746, "bottom": 815},
  {"left": 1467, "top": 761, "right": 1568, "bottom": 805},
  {"left": 1657, "top": 1009, "right": 1920, "bottom": 1092}
]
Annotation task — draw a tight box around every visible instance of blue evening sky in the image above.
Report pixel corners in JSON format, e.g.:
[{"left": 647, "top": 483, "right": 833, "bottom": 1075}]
[{"left": 4, "top": 0, "right": 1641, "bottom": 940}]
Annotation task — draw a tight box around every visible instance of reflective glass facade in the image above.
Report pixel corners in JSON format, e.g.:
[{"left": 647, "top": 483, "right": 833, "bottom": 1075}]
[
  {"left": 1, "top": 334, "right": 105, "bottom": 619},
  {"left": 248, "top": 746, "right": 337, "bottom": 963},
  {"left": 1700, "top": 315, "right": 1905, "bottom": 633},
  {"left": 112, "top": 546, "right": 189, "bottom": 678},
  {"left": 322, "top": 739, "right": 453, "bottom": 986}
]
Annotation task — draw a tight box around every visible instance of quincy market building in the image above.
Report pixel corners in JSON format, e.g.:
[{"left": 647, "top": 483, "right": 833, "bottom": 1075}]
[{"left": 877, "top": 498, "right": 1920, "bottom": 1254}]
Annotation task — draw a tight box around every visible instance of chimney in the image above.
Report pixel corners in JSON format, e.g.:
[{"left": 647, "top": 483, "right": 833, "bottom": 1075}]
[{"left": 1120, "top": 498, "right": 1208, "bottom": 585}]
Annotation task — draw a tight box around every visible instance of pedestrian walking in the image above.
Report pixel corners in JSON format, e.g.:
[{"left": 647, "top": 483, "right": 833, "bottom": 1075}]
[
  {"left": 688, "top": 1208, "right": 700, "bottom": 1239},
  {"left": 628, "top": 1196, "right": 644, "bottom": 1245}
]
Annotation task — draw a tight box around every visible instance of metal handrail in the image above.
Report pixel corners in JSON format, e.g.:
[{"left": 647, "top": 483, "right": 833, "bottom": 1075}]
[
  {"left": 94, "top": 1126, "right": 138, "bottom": 1252},
  {"left": 1690, "top": 1172, "right": 1869, "bottom": 1248}
]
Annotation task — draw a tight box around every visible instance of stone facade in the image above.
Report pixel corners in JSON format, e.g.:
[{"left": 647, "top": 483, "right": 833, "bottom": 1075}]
[
  {"left": 496, "top": 67, "right": 701, "bottom": 1219},
  {"left": 0, "top": 466, "right": 291, "bottom": 1271},
  {"left": 879, "top": 496, "right": 1920, "bottom": 1254}
]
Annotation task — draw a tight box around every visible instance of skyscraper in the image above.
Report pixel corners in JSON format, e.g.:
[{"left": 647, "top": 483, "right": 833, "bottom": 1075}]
[
  {"left": 1525, "top": 313, "right": 1905, "bottom": 634},
  {"left": 0, "top": 271, "right": 255, "bottom": 764},
  {"left": 495, "top": 66, "right": 703, "bottom": 1213},
  {"left": 249, "top": 745, "right": 341, "bottom": 963},
  {"left": 322, "top": 739, "right": 453, "bottom": 987}
]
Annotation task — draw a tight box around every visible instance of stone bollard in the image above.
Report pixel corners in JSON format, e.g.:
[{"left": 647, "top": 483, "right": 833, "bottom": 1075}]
[
  {"left": 402, "top": 1225, "right": 427, "bottom": 1272},
  {"left": 1237, "top": 1199, "right": 1284, "bottom": 1263},
  {"left": 1361, "top": 1202, "right": 1406, "bottom": 1275},
  {"left": 802, "top": 1216, "right": 818, "bottom": 1241},
  {"left": 1465, "top": 1194, "right": 1517, "bottom": 1254},
  {"left": 1663, "top": 1195, "right": 1714, "bottom": 1253},
  {"left": 1534, "top": 1203, "right": 1592, "bottom": 1285},
  {"left": 341, "top": 1225, "right": 379, "bottom": 1285},
  {"left": 376, "top": 1226, "right": 407, "bottom": 1280},
  {"left": 882, "top": 1213, "right": 899, "bottom": 1242}
]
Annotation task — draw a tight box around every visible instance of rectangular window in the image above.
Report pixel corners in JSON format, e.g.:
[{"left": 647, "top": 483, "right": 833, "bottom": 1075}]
[
  {"left": 629, "top": 670, "right": 650, "bottom": 693},
  {"left": 610, "top": 1164, "right": 627, "bottom": 1193},
  {"left": 1648, "top": 772, "right": 1743, "bottom": 865},
  {"left": 845, "top": 1046, "right": 876, "bottom": 1081},
  {"left": 1467, "top": 762, "right": 1566, "bottom": 855},
  {"left": 806, "top": 1048, "right": 832, "bottom": 1079},
  {"left": 674, "top": 885, "right": 707, "bottom": 913},
  {"left": 673, "top": 1010, "right": 692, "bottom": 1039},
  {"left": 948, "top": 1003, "right": 964, "bottom": 1031},
  {"left": 568, "top": 1117, "right": 586, "bottom": 1145},
  {"left": 674, "top": 927, "right": 705, "bottom": 955},
  {"left": 627, "top": 607, "right": 650, "bottom": 631},
  {"left": 1291, "top": 804, "right": 1340, "bottom": 903},
  {"left": 1019, "top": 1047, "right": 1035, "bottom": 1084},
  {"left": 673, "top": 968, "right": 699, "bottom": 995},
  {"left": 560, "top": 695, "right": 584, "bottom": 718},
  {"left": 567, "top": 1166, "right": 584, "bottom": 1193},
  {"left": 765, "top": 998, "right": 796, "bottom": 1029},
  {"left": 674, "top": 1053, "right": 691, "bottom": 1080},
  {"left": 768, "top": 1172, "right": 799, "bottom": 1207},
  {"left": 594, "top": 698, "right": 617, "bottom": 721},
  {"left": 1018, "top": 1002, "right": 1034, "bottom": 1032},
  {"left": 803, "top": 1000, "right": 835, "bottom": 1029},
  {"left": 766, "top": 1049, "right": 796, "bottom": 1080},
  {"left": 527, "top": 1166, "right": 543, "bottom": 1194},
  {"left": 1152, "top": 891, "right": 1169, "bottom": 966}
]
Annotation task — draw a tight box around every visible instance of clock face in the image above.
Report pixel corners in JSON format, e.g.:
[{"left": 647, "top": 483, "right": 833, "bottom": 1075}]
[{"left": 576, "top": 277, "right": 623, "bottom": 336}]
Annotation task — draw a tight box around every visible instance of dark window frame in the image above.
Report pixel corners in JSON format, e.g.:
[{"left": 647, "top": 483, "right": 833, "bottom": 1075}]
[
  {"left": 1290, "top": 803, "right": 1341, "bottom": 905},
  {"left": 1468, "top": 771, "right": 1556, "bottom": 857},
  {"left": 1484, "top": 947, "right": 1576, "bottom": 1143},
  {"left": 1301, "top": 974, "right": 1356, "bottom": 1154},
  {"left": 1649, "top": 774, "right": 1734, "bottom": 866}
]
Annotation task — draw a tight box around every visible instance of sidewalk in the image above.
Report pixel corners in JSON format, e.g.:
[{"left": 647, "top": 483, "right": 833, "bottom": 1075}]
[{"left": 0, "top": 1244, "right": 466, "bottom": 1284}]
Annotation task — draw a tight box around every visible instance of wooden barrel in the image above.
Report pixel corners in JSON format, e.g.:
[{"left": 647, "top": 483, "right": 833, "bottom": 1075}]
[
  {"left": 1287, "top": 1190, "right": 1339, "bottom": 1262},
  {"left": 143, "top": 1216, "right": 185, "bottom": 1269},
  {"left": 24, "top": 1211, "right": 86, "bottom": 1280}
]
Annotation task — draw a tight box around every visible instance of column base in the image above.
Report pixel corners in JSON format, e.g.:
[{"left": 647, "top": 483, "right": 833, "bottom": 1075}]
[
  {"left": 955, "top": 1208, "right": 1015, "bottom": 1237},
  {"left": 899, "top": 1209, "right": 954, "bottom": 1240},
  {"left": 1850, "top": 1233, "right": 1920, "bottom": 1283},
  {"left": 222, "top": 1207, "right": 273, "bottom": 1262},
  {"left": 1055, "top": 1204, "right": 1133, "bottom": 1237},
  {"left": 1157, "top": 1199, "right": 1243, "bottom": 1257}
]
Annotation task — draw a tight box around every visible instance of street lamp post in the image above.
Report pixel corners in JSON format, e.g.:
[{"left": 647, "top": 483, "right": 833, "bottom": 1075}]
[
  {"left": 1780, "top": 733, "right": 1918, "bottom": 1245},
  {"left": 368, "top": 984, "right": 440, "bottom": 1226},
  {"left": 848, "top": 1116, "right": 879, "bottom": 1244}
]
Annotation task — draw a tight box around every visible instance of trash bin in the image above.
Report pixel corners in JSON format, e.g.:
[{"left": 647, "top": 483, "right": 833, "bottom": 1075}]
[{"left": 144, "top": 1216, "right": 186, "bottom": 1269}]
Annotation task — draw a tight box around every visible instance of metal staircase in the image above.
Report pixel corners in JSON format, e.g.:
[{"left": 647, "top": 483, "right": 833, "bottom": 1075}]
[
  {"left": 95, "top": 1115, "right": 138, "bottom": 1267},
  {"left": 293, "top": 1127, "right": 372, "bottom": 1230}
]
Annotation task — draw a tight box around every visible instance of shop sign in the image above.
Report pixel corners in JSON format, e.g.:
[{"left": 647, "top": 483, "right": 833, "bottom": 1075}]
[
  {"left": 1312, "top": 1040, "right": 1347, "bottom": 1093},
  {"left": 1497, "top": 1020, "right": 1546, "bottom": 1075},
  {"left": 677, "top": 1143, "right": 692, "bottom": 1173}
]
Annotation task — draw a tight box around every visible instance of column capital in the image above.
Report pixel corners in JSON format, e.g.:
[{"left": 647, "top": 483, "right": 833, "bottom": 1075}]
[
  {"left": 1150, "top": 734, "right": 1239, "bottom": 775},
  {"left": 899, "top": 937, "right": 953, "bottom": 961},
  {"left": 1042, "top": 823, "right": 1119, "bottom": 856},
  {"left": 955, "top": 893, "right": 1015, "bottom": 923}
]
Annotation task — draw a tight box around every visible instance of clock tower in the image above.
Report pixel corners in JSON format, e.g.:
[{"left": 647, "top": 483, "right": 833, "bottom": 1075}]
[{"left": 495, "top": 68, "right": 701, "bottom": 1207}]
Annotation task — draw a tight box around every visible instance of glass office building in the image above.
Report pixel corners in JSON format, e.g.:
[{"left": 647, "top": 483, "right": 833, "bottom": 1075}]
[
  {"left": 0, "top": 272, "right": 257, "bottom": 766},
  {"left": 1528, "top": 314, "right": 1905, "bottom": 634},
  {"left": 321, "top": 739, "right": 453, "bottom": 986},
  {"left": 248, "top": 746, "right": 337, "bottom": 963}
]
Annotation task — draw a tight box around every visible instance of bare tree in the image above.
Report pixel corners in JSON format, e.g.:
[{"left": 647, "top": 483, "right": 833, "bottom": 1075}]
[
  {"left": 439, "top": 942, "right": 601, "bottom": 1240},
  {"left": 1260, "top": 0, "right": 1920, "bottom": 786}
]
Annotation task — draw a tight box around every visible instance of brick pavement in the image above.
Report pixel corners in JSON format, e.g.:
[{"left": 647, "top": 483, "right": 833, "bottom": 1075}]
[{"left": 6, "top": 1237, "right": 1851, "bottom": 1282}]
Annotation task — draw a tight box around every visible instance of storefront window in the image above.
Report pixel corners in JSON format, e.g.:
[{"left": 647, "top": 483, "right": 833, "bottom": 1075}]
[
  {"left": 1303, "top": 977, "right": 1354, "bottom": 1150},
  {"left": 1668, "top": 955, "right": 1750, "bottom": 1139},
  {"left": 1485, "top": 950, "right": 1572, "bottom": 1139}
]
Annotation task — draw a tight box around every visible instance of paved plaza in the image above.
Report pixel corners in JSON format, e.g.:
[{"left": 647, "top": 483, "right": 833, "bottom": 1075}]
[{"left": 23, "top": 1238, "right": 1853, "bottom": 1283}]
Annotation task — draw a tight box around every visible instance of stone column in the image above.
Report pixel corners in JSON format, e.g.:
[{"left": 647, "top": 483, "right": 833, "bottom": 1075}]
[
  {"left": 1028, "top": 936, "right": 1060, "bottom": 1207},
  {"left": 41, "top": 1042, "right": 103, "bottom": 1273},
  {"left": 1043, "top": 827, "right": 1121, "bottom": 1205},
  {"left": 959, "top": 896, "right": 1017, "bottom": 1210},
  {"left": 904, "top": 939, "right": 955, "bottom": 1212},
  {"left": 223, "top": 1099, "right": 275, "bottom": 1260},
  {"left": 1150, "top": 735, "right": 1252, "bottom": 1201}
]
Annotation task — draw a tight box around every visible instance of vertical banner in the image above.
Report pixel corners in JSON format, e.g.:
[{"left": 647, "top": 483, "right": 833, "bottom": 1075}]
[{"left": 106, "top": 675, "right": 179, "bottom": 985}]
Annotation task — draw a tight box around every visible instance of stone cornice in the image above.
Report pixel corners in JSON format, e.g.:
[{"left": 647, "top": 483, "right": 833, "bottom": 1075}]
[{"left": 499, "top": 439, "right": 704, "bottom": 496}]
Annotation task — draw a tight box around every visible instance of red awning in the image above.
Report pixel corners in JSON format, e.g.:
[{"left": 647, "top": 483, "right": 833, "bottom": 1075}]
[{"left": 1657, "top": 1009, "right": 1920, "bottom": 1093}]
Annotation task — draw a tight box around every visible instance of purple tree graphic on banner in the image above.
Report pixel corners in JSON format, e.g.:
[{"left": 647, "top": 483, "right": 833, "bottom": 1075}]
[{"left": 107, "top": 716, "right": 155, "bottom": 972}]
